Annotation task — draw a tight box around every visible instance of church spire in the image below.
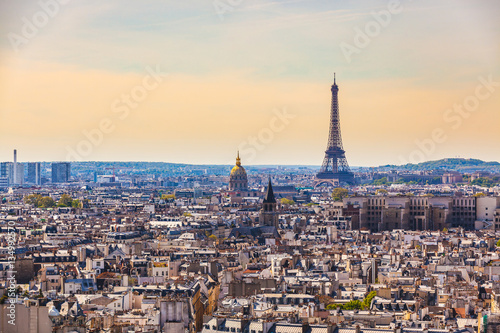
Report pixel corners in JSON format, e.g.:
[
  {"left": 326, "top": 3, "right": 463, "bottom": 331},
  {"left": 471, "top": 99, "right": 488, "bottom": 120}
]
[
  {"left": 236, "top": 151, "right": 241, "bottom": 166},
  {"left": 263, "top": 177, "right": 276, "bottom": 204}
]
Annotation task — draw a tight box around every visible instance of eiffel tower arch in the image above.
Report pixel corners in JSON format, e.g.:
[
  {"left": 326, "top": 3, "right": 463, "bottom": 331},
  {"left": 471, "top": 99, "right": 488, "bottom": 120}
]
[{"left": 315, "top": 74, "right": 355, "bottom": 187}]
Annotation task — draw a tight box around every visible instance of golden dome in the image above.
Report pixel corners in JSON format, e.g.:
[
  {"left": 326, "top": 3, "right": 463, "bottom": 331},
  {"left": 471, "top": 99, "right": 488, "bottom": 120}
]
[
  {"left": 229, "top": 151, "right": 248, "bottom": 191},
  {"left": 231, "top": 164, "right": 247, "bottom": 176},
  {"left": 230, "top": 151, "right": 247, "bottom": 176}
]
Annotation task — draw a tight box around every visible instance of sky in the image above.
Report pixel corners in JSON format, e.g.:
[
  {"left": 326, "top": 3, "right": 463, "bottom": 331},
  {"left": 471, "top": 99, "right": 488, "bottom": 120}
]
[{"left": 0, "top": 0, "right": 499, "bottom": 167}]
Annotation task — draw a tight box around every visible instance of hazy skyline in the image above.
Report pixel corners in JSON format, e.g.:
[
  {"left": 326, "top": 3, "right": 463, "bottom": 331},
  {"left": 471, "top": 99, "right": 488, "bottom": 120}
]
[{"left": 0, "top": 0, "right": 499, "bottom": 166}]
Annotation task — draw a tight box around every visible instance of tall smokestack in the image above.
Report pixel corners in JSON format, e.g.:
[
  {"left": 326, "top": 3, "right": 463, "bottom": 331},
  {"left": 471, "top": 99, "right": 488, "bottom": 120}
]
[{"left": 13, "top": 149, "right": 17, "bottom": 185}]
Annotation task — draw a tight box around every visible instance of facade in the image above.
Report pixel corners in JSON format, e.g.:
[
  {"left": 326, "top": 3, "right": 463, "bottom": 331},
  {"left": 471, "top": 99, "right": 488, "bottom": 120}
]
[
  {"left": 51, "top": 162, "right": 71, "bottom": 183},
  {"left": 452, "top": 197, "right": 476, "bottom": 229},
  {"left": 1, "top": 161, "right": 24, "bottom": 185},
  {"left": 477, "top": 196, "right": 500, "bottom": 222},
  {"left": 27, "top": 162, "right": 42, "bottom": 185},
  {"left": 494, "top": 205, "right": 500, "bottom": 230},
  {"left": 344, "top": 195, "right": 492, "bottom": 232},
  {"left": 0, "top": 177, "right": 8, "bottom": 188},
  {"left": 0, "top": 162, "right": 13, "bottom": 185},
  {"left": 442, "top": 171, "right": 463, "bottom": 184},
  {"left": 13, "top": 163, "right": 24, "bottom": 185},
  {"left": 229, "top": 152, "right": 248, "bottom": 191},
  {"left": 0, "top": 304, "right": 53, "bottom": 333}
]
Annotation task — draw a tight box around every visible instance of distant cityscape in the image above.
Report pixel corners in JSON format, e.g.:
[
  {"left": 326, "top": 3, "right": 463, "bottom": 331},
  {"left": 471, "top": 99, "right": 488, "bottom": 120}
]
[
  {"left": 1, "top": 151, "right": 499, "bottom": 188},
  {"left": 2, "top": 0, "right": 500, "bottom": 330},
  {"left": 0, "top": 80, "right": 499, "bottom": 333},
  {"left": 1, "top": 145, "right": 500, "bottom": 332}
]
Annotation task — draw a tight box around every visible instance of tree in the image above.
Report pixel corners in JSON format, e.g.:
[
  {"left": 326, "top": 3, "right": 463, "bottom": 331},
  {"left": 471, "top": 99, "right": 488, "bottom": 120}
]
[
  {"left": 326, "top": 291, "right": 376, "bottom": 311},
  {"left": 362, "top": 291, "right": 377, "bottom": 310},
  {"left": 161, "top": 194, "right": 176, "bottom": 201},
  {"left": 39, "top": 196, "right": 55, "bottom": 208},
  {"left": 471, "top": 177, "right": 497, "bottom": 188},
  {"left": 58, "top": 194, "right": 73, "bottom": 207},
  {"left": 496, "top": 239, "right": 500, "bottom": 247},
  {"left": 372, "top": 177, "right": 389, "bottom": 186},
  {"left": 24, "top": 194, "right": 42, "bottom": 207},
  {"left": 474, "top": 192, "right": 487, "bottom": 197},
  {"left": 375, "top": 189, "right": 388, "bottom": 196},
  {"left": 332, "top": 188, "right": 349, "bottom": 201},
  {"left": 280, "top": 198, "right": 295, "bottom": 205},
  {"left": 432, "top": 177, "right": 442, "bottom": 184},
  {"left": 71, "top": 199, "right": 82, "bottom": 209},
  {"left": 343, "top": 299, "right": 363, "bottom": 310}
]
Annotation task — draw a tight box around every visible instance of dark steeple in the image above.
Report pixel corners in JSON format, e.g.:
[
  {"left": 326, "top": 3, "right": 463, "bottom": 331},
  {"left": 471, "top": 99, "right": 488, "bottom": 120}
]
[
  {"left": 263, "top": 178, "right": 276, "bottom": 204},
  {"left": 261, "top": 177, "right": 278, "bottom": 228}
]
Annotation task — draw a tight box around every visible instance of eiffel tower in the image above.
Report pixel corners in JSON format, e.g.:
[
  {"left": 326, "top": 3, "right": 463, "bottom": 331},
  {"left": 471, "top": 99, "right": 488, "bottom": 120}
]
[{"left": 315, "top": 74, "right": 355, "bottom": 186}]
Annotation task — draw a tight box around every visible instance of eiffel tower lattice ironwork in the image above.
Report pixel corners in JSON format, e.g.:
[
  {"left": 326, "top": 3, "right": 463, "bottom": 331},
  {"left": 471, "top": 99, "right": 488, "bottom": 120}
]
[{"left": 315, "top": 74, "right": 355, "bottom": 186}]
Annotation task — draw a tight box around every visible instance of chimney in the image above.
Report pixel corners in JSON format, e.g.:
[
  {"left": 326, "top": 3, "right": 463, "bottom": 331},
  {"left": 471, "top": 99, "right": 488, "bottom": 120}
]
[{"left": 13, "top": 149, "right": 17, "bottom": 184}]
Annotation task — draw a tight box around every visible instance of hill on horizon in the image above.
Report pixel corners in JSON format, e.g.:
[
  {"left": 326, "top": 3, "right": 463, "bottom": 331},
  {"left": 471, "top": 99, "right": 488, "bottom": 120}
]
[
  {"left": 376, "top": 158, "right": 500, "bottom": 172},
  {"left": 36, "top": 158, "right": 500, "bottom": 174}
]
